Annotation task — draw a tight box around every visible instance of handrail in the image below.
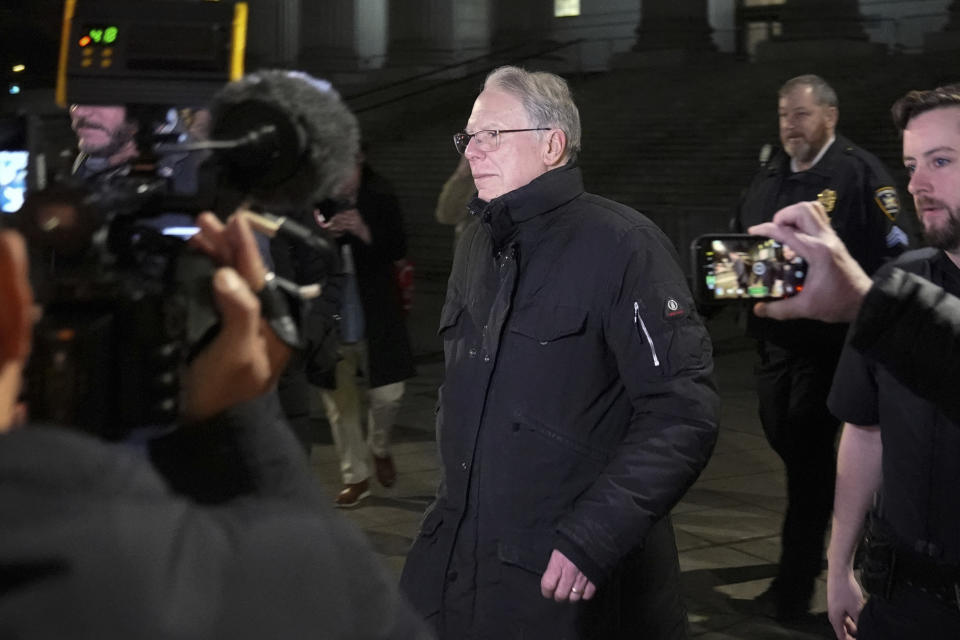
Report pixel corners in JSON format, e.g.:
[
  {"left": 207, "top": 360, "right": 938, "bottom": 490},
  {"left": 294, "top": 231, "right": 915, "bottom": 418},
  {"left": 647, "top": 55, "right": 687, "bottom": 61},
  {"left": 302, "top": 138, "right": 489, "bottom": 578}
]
[{"left": 347, "top": 39, "right": 585, "bottom": 114}]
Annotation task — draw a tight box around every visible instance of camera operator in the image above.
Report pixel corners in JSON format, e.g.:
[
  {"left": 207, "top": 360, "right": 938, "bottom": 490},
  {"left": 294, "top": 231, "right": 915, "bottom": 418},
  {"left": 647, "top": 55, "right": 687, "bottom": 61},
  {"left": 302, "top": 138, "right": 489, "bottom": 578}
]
[
  {"left": 0, "top": 213, "right": 430, "bottom": 638},
  {"left": 70, "top": 104, "right": 140, "bottom": 181},
  {"left": 70, "top": 104, "right": 206, "bottom": 193}
]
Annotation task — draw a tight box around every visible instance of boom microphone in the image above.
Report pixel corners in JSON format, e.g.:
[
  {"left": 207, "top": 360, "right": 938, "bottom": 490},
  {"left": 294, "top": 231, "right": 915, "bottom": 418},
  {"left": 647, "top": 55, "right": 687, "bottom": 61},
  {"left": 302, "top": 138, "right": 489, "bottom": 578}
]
[{"left": 208, "top": 69, "right": 360, "bottom": 210}]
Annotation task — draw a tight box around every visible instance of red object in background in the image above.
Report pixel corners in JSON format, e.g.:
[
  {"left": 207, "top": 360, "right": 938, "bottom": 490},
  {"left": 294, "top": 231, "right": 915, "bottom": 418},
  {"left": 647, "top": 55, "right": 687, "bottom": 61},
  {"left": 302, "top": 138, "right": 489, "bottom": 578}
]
[{"left": 395, "top": 260, "right": 414, "bottom": 313}]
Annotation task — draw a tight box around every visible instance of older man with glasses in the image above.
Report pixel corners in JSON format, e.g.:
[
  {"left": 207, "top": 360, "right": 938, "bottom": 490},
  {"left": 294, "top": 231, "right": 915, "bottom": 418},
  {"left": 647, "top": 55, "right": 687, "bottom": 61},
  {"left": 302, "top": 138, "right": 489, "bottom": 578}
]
[{"left": 399, "top": 65, "right": 719, "bottom": 639}]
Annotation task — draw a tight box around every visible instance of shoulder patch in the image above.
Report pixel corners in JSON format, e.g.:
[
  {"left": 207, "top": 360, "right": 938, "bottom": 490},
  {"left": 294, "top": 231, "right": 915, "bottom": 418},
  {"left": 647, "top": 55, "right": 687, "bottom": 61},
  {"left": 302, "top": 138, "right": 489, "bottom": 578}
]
[{"left": 874, "top": 186, "right": 900, "bottom": 221}]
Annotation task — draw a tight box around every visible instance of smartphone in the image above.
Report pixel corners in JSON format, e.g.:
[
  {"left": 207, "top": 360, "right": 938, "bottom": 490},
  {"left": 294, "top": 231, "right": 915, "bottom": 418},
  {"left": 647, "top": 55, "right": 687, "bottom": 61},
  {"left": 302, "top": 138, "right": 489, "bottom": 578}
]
[
  {"left": 690, "top": 234, "right": 807, "bottom": 305},
  {"left": 0, "top": 149, "right": 29, "bottom": 214}
]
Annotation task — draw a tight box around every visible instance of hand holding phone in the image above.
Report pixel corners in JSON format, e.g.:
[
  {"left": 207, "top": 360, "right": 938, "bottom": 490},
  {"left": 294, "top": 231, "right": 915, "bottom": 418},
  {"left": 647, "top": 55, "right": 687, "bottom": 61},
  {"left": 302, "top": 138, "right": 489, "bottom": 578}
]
[
  {"left": 747, "top": 201, "right": 873, "bottom": 323},
  {"left": 690, "top": 234, "right": 807, "bottom": 305}
]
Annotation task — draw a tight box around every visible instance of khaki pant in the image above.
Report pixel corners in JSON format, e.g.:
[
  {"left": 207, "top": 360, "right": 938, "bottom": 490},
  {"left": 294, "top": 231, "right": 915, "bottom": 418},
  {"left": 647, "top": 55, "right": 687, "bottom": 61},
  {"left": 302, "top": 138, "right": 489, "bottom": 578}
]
[{"left": 320, "top": 342, "right": 404, "bottom": 485}]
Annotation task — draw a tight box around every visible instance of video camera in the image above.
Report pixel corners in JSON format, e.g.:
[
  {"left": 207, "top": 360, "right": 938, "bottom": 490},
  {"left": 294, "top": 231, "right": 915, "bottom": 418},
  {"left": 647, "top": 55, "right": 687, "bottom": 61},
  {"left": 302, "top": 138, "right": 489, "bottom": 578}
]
[{"left": 15, "top": 0, "right": 359, "bottom": 438}]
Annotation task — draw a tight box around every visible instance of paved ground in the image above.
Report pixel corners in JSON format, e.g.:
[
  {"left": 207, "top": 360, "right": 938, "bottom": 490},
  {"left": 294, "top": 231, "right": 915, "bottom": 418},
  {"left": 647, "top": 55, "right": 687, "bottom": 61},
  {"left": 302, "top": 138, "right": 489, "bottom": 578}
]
[{"left": 305, "top": 305, "right": 836, "bottom": 639}]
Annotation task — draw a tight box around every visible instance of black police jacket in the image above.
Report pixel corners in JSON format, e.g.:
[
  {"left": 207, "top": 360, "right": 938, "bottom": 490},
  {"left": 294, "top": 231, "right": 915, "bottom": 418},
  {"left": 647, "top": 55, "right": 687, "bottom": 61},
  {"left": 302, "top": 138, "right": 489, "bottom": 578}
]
[
  {"left": 830, "top": 249, "right": 960, "bottom": 564},
  {"left": 401, "top": 163, "right": 719, "bottom": 618},
  {"left": 733, "top": 134, "right": 907, "bottom": 352},
  {"left": 850, "top": 266, "right": 960, "bottom": 425}
]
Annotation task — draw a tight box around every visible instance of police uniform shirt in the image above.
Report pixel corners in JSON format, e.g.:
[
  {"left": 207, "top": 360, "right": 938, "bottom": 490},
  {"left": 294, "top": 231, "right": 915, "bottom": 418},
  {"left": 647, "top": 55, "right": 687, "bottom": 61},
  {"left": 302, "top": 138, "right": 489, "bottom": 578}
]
[
  {"left": 828, "top": 249, "right": 960, "bottom": 563},
  {"left": 735, "top": 133, "right": 907, "bottom": 277},
  {"left": 735, "top": 134, "right": 908, "bottom": 350}
]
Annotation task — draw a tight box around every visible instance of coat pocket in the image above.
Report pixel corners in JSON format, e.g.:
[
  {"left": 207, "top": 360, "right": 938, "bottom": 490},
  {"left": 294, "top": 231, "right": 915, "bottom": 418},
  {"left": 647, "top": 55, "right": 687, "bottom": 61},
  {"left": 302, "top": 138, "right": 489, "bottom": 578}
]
[
  {"left": 519, "top": 414, "right": 611, "bottom": 464},
  {"left": 509, "top": 304, "right": 587, "bottom": 344},
  {"left": 645, "top": 284, "right": 710, "bottom": 376},
  {"left": 497, "top": 528, "right": 554, "bottom": 577}
]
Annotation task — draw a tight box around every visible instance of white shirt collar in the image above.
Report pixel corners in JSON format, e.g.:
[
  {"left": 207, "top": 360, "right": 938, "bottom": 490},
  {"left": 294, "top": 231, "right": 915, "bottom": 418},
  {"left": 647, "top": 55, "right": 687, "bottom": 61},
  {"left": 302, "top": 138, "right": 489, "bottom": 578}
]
[{"left": 790, "top": 135, "right": 836, "bottom": 173}]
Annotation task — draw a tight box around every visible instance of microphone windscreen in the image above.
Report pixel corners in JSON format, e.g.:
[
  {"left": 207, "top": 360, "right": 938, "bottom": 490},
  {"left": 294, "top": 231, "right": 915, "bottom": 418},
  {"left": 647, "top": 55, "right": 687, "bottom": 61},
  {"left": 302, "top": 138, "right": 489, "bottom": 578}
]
[{"left": 210, "top": 69, "right": 359, "bottom": 209}]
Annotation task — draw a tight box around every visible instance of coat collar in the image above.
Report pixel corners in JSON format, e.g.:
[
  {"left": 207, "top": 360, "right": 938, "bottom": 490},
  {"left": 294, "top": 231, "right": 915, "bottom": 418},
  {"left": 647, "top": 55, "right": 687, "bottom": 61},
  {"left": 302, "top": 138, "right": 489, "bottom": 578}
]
[
  {"left": 772, "top": 133, "right": 854, "bottom": 179},
  {"left": 468, "top": 162, "right": 584, "bottom": 250}
]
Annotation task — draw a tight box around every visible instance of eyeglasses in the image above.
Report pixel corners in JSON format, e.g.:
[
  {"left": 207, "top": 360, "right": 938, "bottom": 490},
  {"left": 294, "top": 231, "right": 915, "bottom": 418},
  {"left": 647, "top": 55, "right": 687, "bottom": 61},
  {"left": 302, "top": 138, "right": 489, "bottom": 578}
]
[{"left": 453, "top": 128, "right": 551, "bottom": 155}]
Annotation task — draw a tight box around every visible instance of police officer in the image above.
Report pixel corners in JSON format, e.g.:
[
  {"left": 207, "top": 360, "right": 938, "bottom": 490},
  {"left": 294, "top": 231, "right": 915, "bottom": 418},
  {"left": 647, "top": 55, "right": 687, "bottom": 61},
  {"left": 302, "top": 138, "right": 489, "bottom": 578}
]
[
  {"left": 732, "top": 74, "right": 909, "bottom": 622},
  {"left": 827, "top": 84, "right": 960, "bottom": 640}
]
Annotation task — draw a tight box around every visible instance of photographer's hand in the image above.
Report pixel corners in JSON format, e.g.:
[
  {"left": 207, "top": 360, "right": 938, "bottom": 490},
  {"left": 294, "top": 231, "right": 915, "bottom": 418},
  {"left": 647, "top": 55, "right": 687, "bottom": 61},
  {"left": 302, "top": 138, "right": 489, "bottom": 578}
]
[
  {"left": 748, "top": 201, "right": 872, "bottom": 323},
  {"left": 181, "top": 212, "right": 291, "bottom": 422}
]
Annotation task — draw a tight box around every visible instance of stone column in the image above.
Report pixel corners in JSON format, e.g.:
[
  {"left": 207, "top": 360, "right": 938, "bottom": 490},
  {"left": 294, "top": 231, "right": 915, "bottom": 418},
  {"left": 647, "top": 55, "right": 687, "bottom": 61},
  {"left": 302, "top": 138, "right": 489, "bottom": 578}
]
[
  {"left": 387, "top": 0, "right": 490, "bottom": 71},
  {"left": 755, "top": 0, "right": 885, "bottom": 60},
  {"left": 245, "top": 0, "right": 301, "bottom": 68},
  {"left": 632, "top": 0, "right": 716, "bottom": 52},
  {"left": 925, "top": 0, "right": 960, "bottom": 53},
  {"left": 299, "top": 0, "right": 388, "bottom": 73},
  {"left": 490, "top": 0, "right": 553, "bottom": 49},
  {"left": 613, "top": 0, "right": 717, "bottom": 68},
  {"left": 777, "top": 0, "right": 868, "bottom": 41}
]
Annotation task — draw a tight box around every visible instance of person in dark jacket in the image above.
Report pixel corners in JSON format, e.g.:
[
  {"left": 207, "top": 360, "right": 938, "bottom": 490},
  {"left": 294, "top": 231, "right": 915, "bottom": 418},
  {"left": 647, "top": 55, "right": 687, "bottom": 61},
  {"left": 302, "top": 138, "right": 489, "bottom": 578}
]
[
  {"left": 399, "top": 65, "right": 719, "bottom": 639},
  {"left": 824, "top": 85, "right": 960, "bottom": 640},
  {"left": 731, "top": 74, "right": 909, "bottom": 622},
  {"left": 271, "top": 212, "right": 343, "bottom": 453},
  {"left": 315, "top": 156, "right": 416, "bottom": 506},
  {"left": 0, "top": 215, "right": 430, "bottom": 640}
]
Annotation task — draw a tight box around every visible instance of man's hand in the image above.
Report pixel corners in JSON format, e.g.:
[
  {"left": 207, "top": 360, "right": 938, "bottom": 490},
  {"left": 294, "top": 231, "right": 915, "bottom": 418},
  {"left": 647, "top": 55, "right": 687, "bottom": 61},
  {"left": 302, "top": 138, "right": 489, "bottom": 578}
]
[
  {"left": 540, "top": 549, "right": 597, "bottom": 603},
  {"left": 748, "top": 201, "right": 873, "bottom": 323},
  {"left": 827, "top": 567, "right": 864, "bottom": 639},
  {"left": 319, "top": 208, "right": 371, "bottom": 244},
  {"left": 181, "top": 212, "right": 291, "bottom": 422}
]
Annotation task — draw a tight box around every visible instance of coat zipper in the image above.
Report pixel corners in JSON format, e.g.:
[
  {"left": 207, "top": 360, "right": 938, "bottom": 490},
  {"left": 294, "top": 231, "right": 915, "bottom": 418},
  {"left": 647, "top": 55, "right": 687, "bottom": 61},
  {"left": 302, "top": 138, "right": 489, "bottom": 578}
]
[{"left": 633, "top": 301, "right": 660, "bottom": 367}]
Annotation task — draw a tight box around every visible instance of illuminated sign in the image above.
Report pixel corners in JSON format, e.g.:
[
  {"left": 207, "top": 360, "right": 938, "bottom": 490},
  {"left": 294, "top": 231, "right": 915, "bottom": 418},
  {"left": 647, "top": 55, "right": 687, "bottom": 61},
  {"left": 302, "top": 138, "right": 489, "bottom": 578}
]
[{"left": 79, "top": 24, "right": 119, "bottom": 47}]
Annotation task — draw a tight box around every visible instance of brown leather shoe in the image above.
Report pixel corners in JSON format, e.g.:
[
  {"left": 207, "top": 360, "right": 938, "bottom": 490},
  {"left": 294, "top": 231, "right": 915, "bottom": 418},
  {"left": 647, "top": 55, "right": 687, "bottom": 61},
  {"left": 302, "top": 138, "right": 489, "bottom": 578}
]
[
  {"left": 334, "top": 479, "right": 370, "bottom": 508},
  {"left": 373, "top": 455, "right": 397, "bottom": 488}
]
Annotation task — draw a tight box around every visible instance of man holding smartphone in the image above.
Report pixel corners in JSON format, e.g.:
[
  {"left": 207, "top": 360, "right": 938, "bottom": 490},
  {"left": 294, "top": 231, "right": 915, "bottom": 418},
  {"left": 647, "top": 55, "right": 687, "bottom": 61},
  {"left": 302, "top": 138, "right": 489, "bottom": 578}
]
[{"left": 732, "top": 74, "right": 909, "bottom": 622}]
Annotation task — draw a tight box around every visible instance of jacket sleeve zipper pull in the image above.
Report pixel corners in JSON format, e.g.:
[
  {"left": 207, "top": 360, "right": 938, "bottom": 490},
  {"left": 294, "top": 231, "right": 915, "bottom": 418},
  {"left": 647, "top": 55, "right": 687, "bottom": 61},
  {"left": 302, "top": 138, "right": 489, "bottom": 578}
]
[{"left": 634, "top": 301, "right": 660, "bottom": 367}]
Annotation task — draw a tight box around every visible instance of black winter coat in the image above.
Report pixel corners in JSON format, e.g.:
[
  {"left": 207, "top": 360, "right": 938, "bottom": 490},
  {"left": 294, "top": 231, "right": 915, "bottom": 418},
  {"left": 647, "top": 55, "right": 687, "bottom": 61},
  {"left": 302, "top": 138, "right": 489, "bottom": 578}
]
[{"left": 400, "top": 164, "right": 719, "bottom": 638}]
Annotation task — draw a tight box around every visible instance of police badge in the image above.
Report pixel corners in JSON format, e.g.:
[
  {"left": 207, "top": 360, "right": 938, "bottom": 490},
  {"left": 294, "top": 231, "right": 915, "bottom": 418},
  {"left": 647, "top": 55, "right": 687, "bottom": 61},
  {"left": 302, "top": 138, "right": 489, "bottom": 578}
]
[
  {"left": 817, "top": 188, "right": 837, "bottom": 214},
  {"left": 874, "top": 186, "right": 900, "bottom": 221}
]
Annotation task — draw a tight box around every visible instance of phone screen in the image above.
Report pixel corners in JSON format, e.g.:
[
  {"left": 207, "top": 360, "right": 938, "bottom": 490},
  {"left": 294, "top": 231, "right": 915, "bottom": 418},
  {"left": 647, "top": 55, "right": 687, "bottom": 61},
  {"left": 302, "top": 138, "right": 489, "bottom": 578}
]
[
  {"left": 691, "top": 234, "right": 806, "bottom": 303},
  {"left": 0, "top": 150, "right": 28, "bottom": 214}
]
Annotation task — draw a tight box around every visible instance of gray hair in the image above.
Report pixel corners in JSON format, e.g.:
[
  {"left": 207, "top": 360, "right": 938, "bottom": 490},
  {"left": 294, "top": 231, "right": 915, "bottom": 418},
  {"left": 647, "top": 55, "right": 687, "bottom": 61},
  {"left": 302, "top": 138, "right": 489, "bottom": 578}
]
[
  {"left": 779, "top": 74, "right": 839, "bottom": 109},
  {"left": 483, "top": 66, "right": 582, "bottom": 162}
]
